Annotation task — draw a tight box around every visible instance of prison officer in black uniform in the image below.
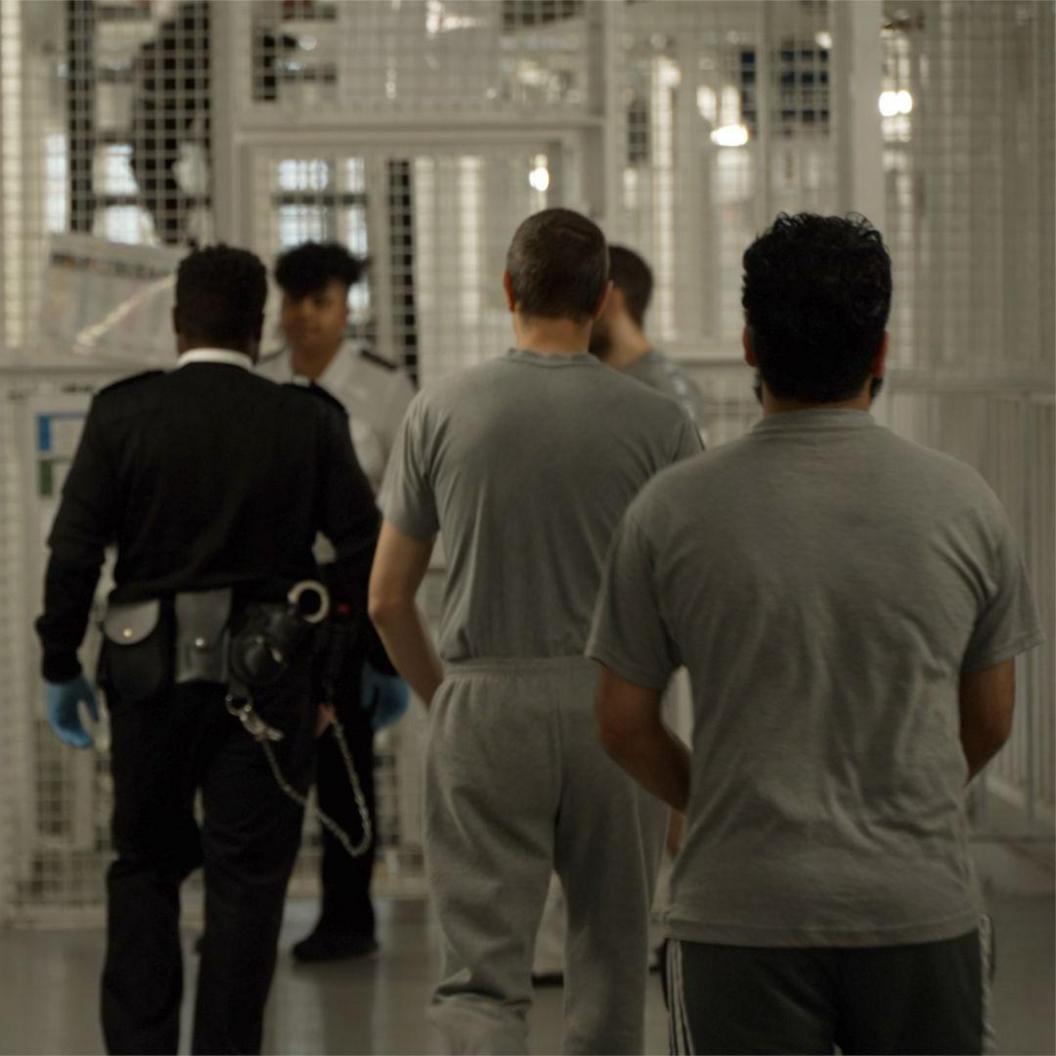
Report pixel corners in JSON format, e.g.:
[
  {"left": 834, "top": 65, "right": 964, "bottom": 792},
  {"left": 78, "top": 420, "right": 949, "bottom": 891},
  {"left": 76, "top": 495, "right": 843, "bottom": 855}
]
[{"left": 35, "top": 245, "right": 381, "bottom": 1055}]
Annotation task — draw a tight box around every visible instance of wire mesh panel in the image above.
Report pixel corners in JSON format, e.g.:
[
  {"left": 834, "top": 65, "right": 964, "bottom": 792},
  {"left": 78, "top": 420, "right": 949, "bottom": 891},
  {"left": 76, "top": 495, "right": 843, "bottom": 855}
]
[
  {"left": 0, "top": 0, "right": 1053, "bottom": 926},
  {"left": 619, "top": 0, "right": 839, "bottom": 359},
  {"left": 251, "top": 143, "right": 554, "bottom": 385},
  {"left": 883, "top": 0, "right": 1055, "bottom": 377},
  {"left": 234, "top": 0, "right": 596, "bottom": 121},
  {"left": 0, "top": 374, "right": 124, "bottom": 923},
  {"left": 0, "top": 1, "right": 214, "bottom": 361}
]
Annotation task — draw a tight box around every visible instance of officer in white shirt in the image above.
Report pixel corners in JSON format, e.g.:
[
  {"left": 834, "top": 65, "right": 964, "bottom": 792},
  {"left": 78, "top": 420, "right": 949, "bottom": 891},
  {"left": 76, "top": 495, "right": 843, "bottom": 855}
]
[{"left": 260, "top": 241, "right": 415, "bottom": 961}]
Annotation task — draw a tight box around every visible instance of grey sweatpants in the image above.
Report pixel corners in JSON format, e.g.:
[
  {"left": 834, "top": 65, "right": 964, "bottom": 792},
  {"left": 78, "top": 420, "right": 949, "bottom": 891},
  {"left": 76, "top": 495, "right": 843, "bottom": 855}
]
[{"left": 425, "top": 657, "right": 667, "bottom": 1055}]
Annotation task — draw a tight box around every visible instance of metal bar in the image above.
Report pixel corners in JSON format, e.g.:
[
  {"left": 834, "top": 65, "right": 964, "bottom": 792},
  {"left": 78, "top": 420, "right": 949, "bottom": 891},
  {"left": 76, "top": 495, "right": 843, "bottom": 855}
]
[
  {"left": 753, "top": 2, "right": 773, "bottom": 231},
  {"left": 832, "top": 0, "right": 885, "bottom": 224},
  {"left": 66, "top": 0, "right": 96, "bottom": 235}
]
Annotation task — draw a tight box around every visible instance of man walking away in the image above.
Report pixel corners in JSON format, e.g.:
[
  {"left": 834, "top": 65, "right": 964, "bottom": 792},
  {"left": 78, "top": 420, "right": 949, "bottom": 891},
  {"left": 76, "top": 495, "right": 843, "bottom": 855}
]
[
  {"left": 590, "top": 212, "right": 1043, "bottom": 1055},
  {"left": 369, "top": 208, "right": 702, "bottom": 1054},
  {"left": 37, "top": 245, "right": 380, "bottom": 1054}
]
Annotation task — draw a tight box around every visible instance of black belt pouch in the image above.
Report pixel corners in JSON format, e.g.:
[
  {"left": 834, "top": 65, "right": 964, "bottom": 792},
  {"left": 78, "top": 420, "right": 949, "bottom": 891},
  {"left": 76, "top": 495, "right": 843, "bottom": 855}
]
[{"left": 99, "top": 599, "right": 174, "bottom": 703}]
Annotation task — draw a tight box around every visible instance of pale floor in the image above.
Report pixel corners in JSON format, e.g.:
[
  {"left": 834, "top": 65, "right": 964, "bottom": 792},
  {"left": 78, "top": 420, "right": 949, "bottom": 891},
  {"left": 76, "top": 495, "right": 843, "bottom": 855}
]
[{"left": 1, "top": 848, "right": 1053, "bottom": 1056}]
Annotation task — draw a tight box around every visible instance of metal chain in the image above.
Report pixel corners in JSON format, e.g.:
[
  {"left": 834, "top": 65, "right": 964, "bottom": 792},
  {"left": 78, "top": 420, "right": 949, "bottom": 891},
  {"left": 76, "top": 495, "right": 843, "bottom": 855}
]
[{"left": 227, "top": 694, "right": 373, "bottom": 858}]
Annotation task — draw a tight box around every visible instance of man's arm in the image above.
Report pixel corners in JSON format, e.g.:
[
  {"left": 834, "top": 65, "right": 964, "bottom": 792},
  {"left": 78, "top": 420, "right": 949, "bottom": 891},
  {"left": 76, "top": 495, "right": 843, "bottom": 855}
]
[
  {"left": 959, "top": 658, "right": 1015, "bottom": 782},
  {"left": 368, "top": 520, "right": 443, "bottom": 706},
  {"left": 35, "top": 402, "right": 115, "bottom": 681},
  {"left": 596, "top": 665, "right": 691, "bottom": 812}
]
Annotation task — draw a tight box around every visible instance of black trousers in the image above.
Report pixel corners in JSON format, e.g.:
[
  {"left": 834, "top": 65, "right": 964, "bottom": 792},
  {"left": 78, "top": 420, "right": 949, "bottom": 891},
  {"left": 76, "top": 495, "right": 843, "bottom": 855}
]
[
  {"left": 315, "top": 671, "right": 377, "bottom": 937},
  {"left": 101, "top": 673, "right": 315, "bottom": 1055},
  {"left": 666, "top": 925, "right": 991, "bottom": 1055}
]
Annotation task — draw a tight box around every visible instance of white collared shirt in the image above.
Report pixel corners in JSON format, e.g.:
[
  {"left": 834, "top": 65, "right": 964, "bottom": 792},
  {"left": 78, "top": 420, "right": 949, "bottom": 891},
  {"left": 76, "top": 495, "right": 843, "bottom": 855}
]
[
  {"left": 176, "top": 347, "right": 254, "bottom": 371},
  {"left": 257, "top": 340, "right": 414, "bottom": 492}
]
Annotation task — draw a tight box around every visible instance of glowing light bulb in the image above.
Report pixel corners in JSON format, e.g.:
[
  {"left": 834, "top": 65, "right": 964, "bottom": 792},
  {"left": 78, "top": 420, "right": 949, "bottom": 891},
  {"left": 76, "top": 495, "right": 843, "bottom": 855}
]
[
  {"left": 529, "top": 166, "right": 550, "bottom": 192},
  {"left": 710, "top": 124, "right": 749, "bottom": 147}
]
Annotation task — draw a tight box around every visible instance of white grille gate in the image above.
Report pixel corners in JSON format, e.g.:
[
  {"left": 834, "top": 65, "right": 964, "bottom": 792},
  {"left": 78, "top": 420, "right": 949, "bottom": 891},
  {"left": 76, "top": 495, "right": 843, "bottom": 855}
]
[{"left": 0, "top": 0, "right": 1051, "bottom": 923}]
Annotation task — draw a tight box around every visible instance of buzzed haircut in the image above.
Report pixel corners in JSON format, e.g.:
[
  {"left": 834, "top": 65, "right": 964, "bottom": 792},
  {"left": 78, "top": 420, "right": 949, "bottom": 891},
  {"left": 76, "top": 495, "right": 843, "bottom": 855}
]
[
  {"left": 174, "top": 244, "right": 267, "bottom": 347},
  {"left": 609, "top": 245, "right": 653, "bottom": 327},
  {"left": 274, "top": 241, "right": 364, "bottom": 299},
  {"left": 742, "top": 212, "right": 892, "bottom": 403},
  {"left": 506, "top": 208, "right": 609, "bottom": 323}
]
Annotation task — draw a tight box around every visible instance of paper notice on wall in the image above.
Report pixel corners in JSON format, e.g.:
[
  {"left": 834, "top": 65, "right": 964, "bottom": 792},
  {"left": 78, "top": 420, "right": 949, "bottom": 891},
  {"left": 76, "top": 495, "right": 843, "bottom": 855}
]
[{"left": 39, "top": 233, "right": 185, "bottom": 366}]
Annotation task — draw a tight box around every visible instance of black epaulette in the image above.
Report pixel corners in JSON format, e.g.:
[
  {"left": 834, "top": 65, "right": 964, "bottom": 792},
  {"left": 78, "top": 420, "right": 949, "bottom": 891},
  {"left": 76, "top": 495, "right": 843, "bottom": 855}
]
[
  {"left": 98, "top": 369, "right": 164, "bottom": 396},
  {"left": 283, "top": 380, "right": 349, "bottom": 418},
  {"left": 359, "top": 348, "right": 400, "bottom": 372}
]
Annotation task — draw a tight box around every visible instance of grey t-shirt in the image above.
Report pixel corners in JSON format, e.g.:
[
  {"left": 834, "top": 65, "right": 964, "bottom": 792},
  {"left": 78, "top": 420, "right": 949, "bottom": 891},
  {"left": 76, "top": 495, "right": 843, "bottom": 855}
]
[
  {"left": 623, "top": 349, "right": 708, "bottom": 431},
  {"left": 588, "top": 409, "right": 1043, "bottom": 948},
  {"left": 381, "top": 347, "right": 702, "bottom": 661}
]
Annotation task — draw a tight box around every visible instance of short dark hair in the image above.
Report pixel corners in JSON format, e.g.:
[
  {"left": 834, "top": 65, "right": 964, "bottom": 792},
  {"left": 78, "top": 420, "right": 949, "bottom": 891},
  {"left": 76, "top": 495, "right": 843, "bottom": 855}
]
[
  {"left": 274, "top": 241, "right": 364, "bottom": 298},
  {"left": 174, "top": 244, "right": 267, "bottom": 347},
  {"left": 742, "top": 213, "right": 891, "bottom": 403},
  {"left": 506, "top": 208, "right": 609, "bottom": 323},
  {"left": 609, "top": 245, "right": 653, "bottom": 327}
]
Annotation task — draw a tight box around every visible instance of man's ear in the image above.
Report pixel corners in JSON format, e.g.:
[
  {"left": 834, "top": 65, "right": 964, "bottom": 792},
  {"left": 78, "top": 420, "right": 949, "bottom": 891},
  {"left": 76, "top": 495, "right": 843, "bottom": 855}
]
[
  {"left": 172, "top": 305, "right": 188, "bottom": 355},
  {"left": 502, "top": 270, "right": 517, "bottom": 312},
  {"left": 871, "top": 331, "right": 889, "bottom": 380},
  {"left": 591, "top": 279, "right": 614, "bottom": 321},
  {"left": 742, "top": 325, "right": 757, "bottom": 367}
]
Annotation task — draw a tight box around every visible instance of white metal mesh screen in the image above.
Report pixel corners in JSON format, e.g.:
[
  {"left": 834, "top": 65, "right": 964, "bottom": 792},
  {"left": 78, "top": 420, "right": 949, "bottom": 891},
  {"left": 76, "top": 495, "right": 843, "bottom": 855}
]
[
  {"left": 1, "top": 372, "right": 122, "bottom": 922},
  {"left": 0, "top": 1, "right": 212, "bottom": 358},
  {"left": 619, "top": 1, "right": 839, "bottom": 357},
  {"left": 237, "top": 0, "right": 595, "bottom": 120},
  {"left": 883, "top": 0, "right": 1055, "bottom": 377},
  {"left": 0, "top": 0, "right": 1052, "bottom": 924},
  {"left": 251, "top": 145, "right": 553, "bottom": 385}
]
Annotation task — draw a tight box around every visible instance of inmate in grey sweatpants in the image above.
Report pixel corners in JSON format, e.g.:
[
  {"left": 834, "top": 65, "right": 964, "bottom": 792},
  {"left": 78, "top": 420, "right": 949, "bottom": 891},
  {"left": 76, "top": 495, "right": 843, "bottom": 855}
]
[{"left": 425, "top": 657, "right": 667, "bottom": 1055}]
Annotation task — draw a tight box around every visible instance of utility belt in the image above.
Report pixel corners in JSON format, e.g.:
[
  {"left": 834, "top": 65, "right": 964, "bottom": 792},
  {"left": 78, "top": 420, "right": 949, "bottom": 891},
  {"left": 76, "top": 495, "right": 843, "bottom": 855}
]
[
  {"left": 98, "top": 579, "right": 374, "bottom": 859},
  {"left": 99, "top": 580, "right": 330, "bottom": 704}
]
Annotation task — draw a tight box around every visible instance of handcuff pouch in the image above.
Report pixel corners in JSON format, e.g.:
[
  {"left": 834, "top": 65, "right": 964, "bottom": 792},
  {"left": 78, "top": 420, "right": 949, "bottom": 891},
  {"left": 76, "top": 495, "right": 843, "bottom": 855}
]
[{"left": 99, "top": 598, "right": 172, "bottom": 703}]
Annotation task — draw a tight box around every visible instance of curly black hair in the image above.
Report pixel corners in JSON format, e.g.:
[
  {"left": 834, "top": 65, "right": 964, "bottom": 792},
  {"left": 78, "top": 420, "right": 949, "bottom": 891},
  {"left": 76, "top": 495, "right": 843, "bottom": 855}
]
[
  {"left": 174, "top": 244, "right": 267, "bottom": 347},
  {"left": 506, "top": 208, "right": 609, "bottom": 323},
  {"left": 742, "top": 213, "right": 891, "bottom": 403},
  {"left": 274, "top": 241, "right": 365, "bottom": 299}
]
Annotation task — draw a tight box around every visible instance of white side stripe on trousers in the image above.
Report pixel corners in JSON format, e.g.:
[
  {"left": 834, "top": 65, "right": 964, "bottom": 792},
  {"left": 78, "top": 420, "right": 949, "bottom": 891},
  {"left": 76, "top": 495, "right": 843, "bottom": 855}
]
[
  {"left": 980, "top": 914, "right": 996, "bottom": 1055},
  {"left": 667, "top": 939, "right": 696, "bottom": 1055}
]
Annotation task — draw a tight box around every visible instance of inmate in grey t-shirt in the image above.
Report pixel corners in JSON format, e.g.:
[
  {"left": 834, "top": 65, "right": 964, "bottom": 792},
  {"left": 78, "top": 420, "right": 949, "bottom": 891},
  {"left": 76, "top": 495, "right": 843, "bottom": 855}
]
[
  {"left": 588, "top": 409, "right": 1043, "bottom": 948},
  {"left": 623, "top": 349, "right": 708, "bottom": 431},
  {"left": 381, "top": 347, "right": 701, "bottom": 661}
]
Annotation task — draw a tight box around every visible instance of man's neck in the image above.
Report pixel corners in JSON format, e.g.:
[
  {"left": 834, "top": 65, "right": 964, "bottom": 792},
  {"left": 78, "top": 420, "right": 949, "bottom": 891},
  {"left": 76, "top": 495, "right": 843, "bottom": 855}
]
[
  {"left": 290, "top": 341, "right": 341, "bottom": 381},
  {"left": 513, "top": 314, "right": 593, "bottom": 357},
  {"left": 761, "top": 389, "right": 872, "bottom": 415},
  {"left": 176, "top": 338, "right": 255, "bottom": 361},
  {"left": 598, "top": 316, "right": 651, "bottom": 370}
]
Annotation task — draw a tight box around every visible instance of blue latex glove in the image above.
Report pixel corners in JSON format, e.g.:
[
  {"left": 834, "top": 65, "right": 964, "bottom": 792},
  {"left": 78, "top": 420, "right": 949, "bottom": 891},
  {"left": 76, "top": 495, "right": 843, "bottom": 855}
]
[
  {"left": 361, "top": 663, "right": 410, "bottom": 731},
  {"left": 45, "top": 675, "right": 99, "bottom": 749}
]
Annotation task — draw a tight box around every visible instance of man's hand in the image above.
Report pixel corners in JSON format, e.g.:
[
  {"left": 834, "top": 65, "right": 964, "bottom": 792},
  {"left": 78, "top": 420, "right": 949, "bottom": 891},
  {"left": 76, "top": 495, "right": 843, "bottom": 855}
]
[
  {"left": 960, "top": 658, "right": 1016, "bottom": 781},
  {"left": 315, "top": 703, "right": 336, "bottom": 737},
  {"left": 361, "top": 663, "right": 411, "bottom": 730},
  {"left": 45, "top": 675, "right": 99, "bottom": 749},
  {"left": 596, "top": 666, "right": 691, "bottom": 812},
  {"left": 368, "top": 520, "right": 444, "bottom": 706}
]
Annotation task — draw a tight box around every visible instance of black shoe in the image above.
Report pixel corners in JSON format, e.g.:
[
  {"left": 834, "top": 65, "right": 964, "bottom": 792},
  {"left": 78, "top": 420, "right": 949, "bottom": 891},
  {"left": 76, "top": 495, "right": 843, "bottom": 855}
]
[{"left": 291, "top": 928, "right": 379, "bottom": 963}]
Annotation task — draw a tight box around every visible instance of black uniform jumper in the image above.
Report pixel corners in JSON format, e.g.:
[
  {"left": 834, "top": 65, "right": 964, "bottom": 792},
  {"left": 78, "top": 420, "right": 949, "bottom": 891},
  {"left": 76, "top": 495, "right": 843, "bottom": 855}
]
[{"left": 36, "top": 351, "right": 380, "bottom": 1055}]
